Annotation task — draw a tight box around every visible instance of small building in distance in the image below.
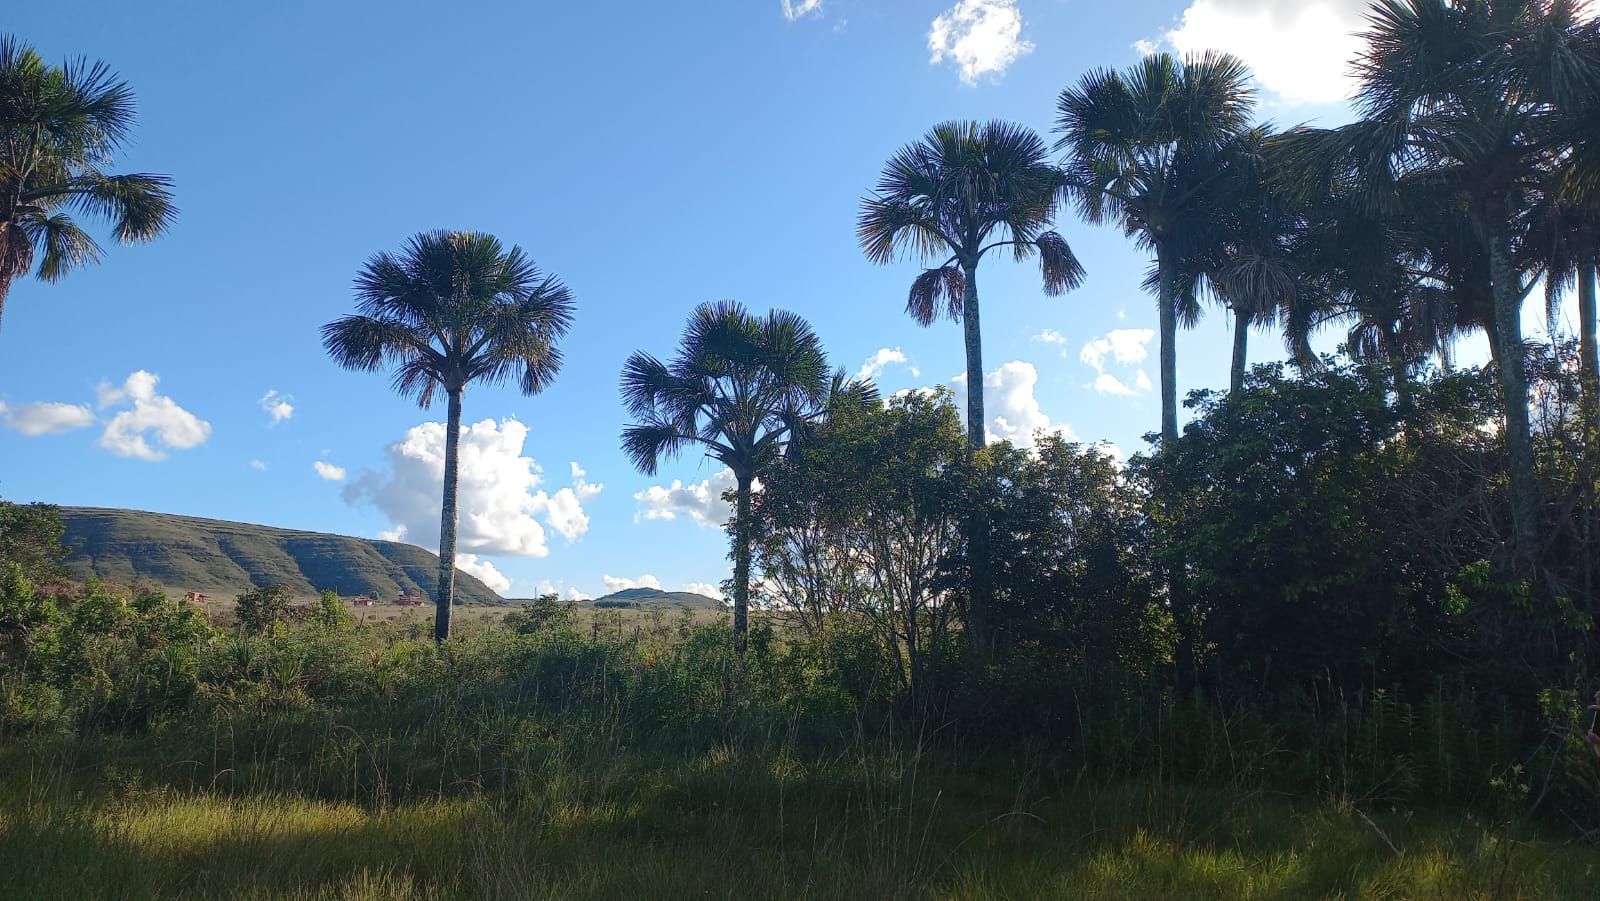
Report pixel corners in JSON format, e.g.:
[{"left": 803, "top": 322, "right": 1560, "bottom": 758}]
[
  {"left": 349, "top": 594, "right": 377, "bottom": 607},
  {"left": 184, "top": 591, "right": 209, "bottom": 604},
  {"left": 394, "top": 593, "right": 426, "bottom": 607}
]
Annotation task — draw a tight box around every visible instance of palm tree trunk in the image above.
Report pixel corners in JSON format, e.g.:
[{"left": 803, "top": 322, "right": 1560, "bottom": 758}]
[
  {"left": 434, "top": 387, "right": 464, "bottom": 642},
  {"left": 1156, "top": 241, "right": 1193, "bottom": 689},
  {"left": 960, "top": 260, "right": 993, "bottom": 655},
  {"left": 960, "top": 262, "right": 985, "bottom": 449},
  {"left": 1229, "top": 308, "right": 1251, "bottom": 395},
  {"left": 1485, "top": 202, "right": 1539, "bottom": 575},
  {"left": 1157, "top": 245, "right": 1179, "bottom": 445},
  {"left": 732, "top": 470, "right": 753, "bottom": 648},
  {"left": 1580, "top": 262, "right": 1598, "bottom": 433}
]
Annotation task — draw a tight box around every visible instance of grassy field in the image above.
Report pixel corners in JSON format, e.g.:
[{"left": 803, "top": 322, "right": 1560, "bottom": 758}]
[{"left": 5, "top": 755, "right": 1595, "bottom": 900}]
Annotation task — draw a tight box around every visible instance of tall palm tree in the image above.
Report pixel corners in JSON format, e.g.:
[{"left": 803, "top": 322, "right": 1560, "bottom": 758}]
[
  {"left": 857, "top": 120, "right": 1085, "bottom": 450},
  {"left": 1055, "top": 52, "right": 1256, "bottom": 445},
  {"left": 621, "top": 301, "right": 832, "bottom": 643},
  {"left": 323, "top": 231, "right": 574, "bottom": 641},
  {"left": 0, "top": 35, "right": 175, "bottom": 331},
  {"left": 1294, "top": 0, "right": 1600, "bottom": 572}
]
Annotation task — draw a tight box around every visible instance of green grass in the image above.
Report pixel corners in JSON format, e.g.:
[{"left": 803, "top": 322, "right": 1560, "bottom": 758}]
[{"left": 6, "top": 757, "right": 1595, "bottom": 900}]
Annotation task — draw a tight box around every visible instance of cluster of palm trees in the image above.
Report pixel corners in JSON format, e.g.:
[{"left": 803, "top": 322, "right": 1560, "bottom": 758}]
[{"left": 862, "top": 1, "right": 1600, "bottom": 584}]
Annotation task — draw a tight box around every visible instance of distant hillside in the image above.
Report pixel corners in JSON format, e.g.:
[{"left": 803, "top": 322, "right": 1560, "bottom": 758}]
[
  {"left": 58, "top": 507, "right": 503, "bottom": 605},
  {"left": 590, "top": 587, "right": 723, "bottom": 609}
]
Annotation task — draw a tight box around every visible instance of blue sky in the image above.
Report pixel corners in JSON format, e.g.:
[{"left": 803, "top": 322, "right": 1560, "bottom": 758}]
[{"left": 0, "top": 1, "right": 1545, "bottom": 600}]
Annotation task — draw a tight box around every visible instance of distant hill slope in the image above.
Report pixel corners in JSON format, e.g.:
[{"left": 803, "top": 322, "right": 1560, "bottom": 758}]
[
  {"left": 58, "top": 507, "right": 503, "bottom": 605},
  {"left": 590, "top": 587, "right": 723, "bottom": 609}
]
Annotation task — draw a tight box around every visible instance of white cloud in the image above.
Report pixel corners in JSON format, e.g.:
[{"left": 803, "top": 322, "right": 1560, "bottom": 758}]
[
  {"left": 929, "top": 0, "right": 1034, "bottom": 84},
  {"left": 1154, "top": 0, "right": 1365, "bottom": 105},
  {"left": 544, "top": 463, "right": 603, "bottom": 542},
  {"left": 1032, "top": 329, "right": 1069, "bottom": 347},
  {"left": 603, "top": 573, "right": 663, "bottom": 593},
  {"left": 532, "top": 579, "right": 591, "bottom": 602},
  {"left": 635, "top": 467, "right": 738, "bottom": 528},
  {"left": 951, "top": 360, "right": 1076, "bottom": 448},
  {"left": 1080, "top": 328, "right": 1155, "bottom": 372},
  {"left": 3, "top": 401, "right": 95, "bottom": 436},
  {"left": 97, "top": 371, "right": 211, "bottom": 461},
  {"left": 313, "top": 460, "right": 347, "bottom": 481},
  {"left": 856, "top": 347, "right": 918, "bottom": 382},
  {"left": 1079, "top": 328, "right": 1156, "bottom": 397},
  {"left": 259, "top": 389, "right": 294, "bottom": 425},
  {"left": 455, "top": 553, "right": 511, "bottom": 594},
  {"left": 344, "top": 418, "right": 601, "bottom": 558},
  {"left": 781, "top": 0, "right": 823, "bottom": 20},
  {"left": 682, "top": 581, "right": 726, "bottom": 601},
  {"left": 249, "top": 458, "right": 268, "bottom": 471}
]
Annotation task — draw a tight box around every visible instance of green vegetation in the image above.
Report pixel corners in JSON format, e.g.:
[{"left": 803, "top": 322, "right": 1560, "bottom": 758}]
[
  {"left": 8, "top": 3, "right": 1600, "bottom": 897},
  {"left": 54, "top": 506, "right": 504, "bottom": 605}
]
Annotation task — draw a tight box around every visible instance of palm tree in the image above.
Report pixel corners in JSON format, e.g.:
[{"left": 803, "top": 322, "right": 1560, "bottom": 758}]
[
  {"left": 621, "top": 301, "right": 832, "bottom": 643},
  {"left": 857, "top": 120, "right": 1085, "bottom": 450},
  {"left": 1294, "top": 0, "right": 1600, "bottom": 572},
  {"left": 323, "top": 230, "right": 574, "bottom": 641},
  {"left": 0, "top": 35, "right": 175, "bottom": 331},
  {"left": 1055, "top": 52, "right": 1256, "bottom": 445}
]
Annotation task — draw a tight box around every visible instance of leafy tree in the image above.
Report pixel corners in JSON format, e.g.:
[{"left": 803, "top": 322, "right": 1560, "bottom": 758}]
[
  {"left": 857, "top": 120, "right": 1085, "bottom": 449},
  {"left": 621, "top": 301, "right": 831, "bottom": 643},
  {"left": 0, "top": 35, "right": 175, "bottom": 331},
  {"left": 0, "top": 499, "right": 68, "bottom": 584},
  {"left": 313, "top": 589, "right": 354, "bottom": 631},
  {"left": 323, "top": 230, "right": 574, "bottom": 640},
  {"left": 233, "top": 584, "right": 292, "bottom": 636},
  {"left": 751, "top": 389, "right": 970, "bottom": 704},
  {"left": 1056, "top": 52, "right": 1255, "bottom": 445}
]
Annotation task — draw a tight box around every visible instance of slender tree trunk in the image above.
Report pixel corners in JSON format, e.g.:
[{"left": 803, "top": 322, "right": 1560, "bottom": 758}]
[
  {"left": 1580, "top": 262, "right": 1598, "bottom": 433},
  {"left": 1156, "top": 241, "right": 1193, "bottom": 688},
  {"left": 1229, "top": 307, "right": 1251, "bottom": 396},
  {"left": 1157, "top": 245, "right": 1179, "bottom": 445},
  {"left": 960, "top": 260, "right": 993, "bottom": 654},
  {"left": 1384, "top": 322, "right": 1413, "bottom": 414},
  {"left": 733, "top": 470, "right": 753, "bottom": 648},
  {"left": 434, "top": 387, "right": 464, "bottom": 642},
  {"left": 1485, "top": 202, "right": 1539, "bottom": 575},
  {"left": 960, "top": 262, "right": 985, "bottom": 449}
]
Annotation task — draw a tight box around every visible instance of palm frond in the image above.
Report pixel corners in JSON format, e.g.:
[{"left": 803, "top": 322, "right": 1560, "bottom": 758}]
[{"left": 907, "top": 266, "right": 966, "bottom": 326}]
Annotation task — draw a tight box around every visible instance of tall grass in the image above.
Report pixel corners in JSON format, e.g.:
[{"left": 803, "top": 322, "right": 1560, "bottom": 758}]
[{"left": 3, "top": 612, "right": 1598, "bottom": 898}]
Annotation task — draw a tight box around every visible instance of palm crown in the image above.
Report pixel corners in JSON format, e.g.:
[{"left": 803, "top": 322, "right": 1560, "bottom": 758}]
[
  {"left": 620, "top": 300, "right": 830, "bottom": 480},
  {"left": 322, "top": 230, "right": 574, "bottom": 404},
  {"left": 0, "top": 34, "right": 176, "bottom": 328},
  {"left": 857, "top": 120, "right": 1083, "bottom": 325}
]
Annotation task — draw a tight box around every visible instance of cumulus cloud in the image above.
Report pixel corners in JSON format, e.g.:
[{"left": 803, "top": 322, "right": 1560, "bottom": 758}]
[
  {"left": 634, "top": 467, "right": 738, "bottom": 528},
  {"left": 259, "top": 389, "right": 294, "bottom": 425},
  {"left": 343, "top": 418, "right": 602, "bottom": 558},
  {"left": 250, "top": 459, "right": 268, "bottom": 471},
  {"left": 781, "top": 0, "right": 823, "bottom": 20},
  {"left": 3, "top": 401, "right": 95, "bottom": 436},
  {"left": 856, "top": 347, "right": 919, "bottom": 382},
  {"left": 929, "top": 0, "right": 1034, "bottom": 84},
  {"left": 313, "top": 460, "right": 346, "bottom": 481},
  {"left": 1151, "top": 0, "right": 1365, "bottom": 105},
  {"left": 1080, "top": 328, "right": 1154, "bottom": 371},
  {"left": 682, "top": 581, "right": 726, "bottom": 601},
  {"left": 1079, "top": 328, "right": 1156, "bottom": 397},
  {"left": 533, "top": 579, "right": 591, "bottom": 602},
  {"left": 1032, "top": 329, "right": 1069, "bottom": 347},
  {"left": 603, "top": 573, "right": 663, "bottom": 593},
  {"left": 97, "top": 371, "right": 212, "bottom": 461},
  {"left": 455, "top": 553, "right": 511, "bottom": 594},
  {"left": 951, "top": 360, "right": 1076, "bottom": 448},
  {"left": 544, "top": 463, "right": 603, "bottom": 542}
]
